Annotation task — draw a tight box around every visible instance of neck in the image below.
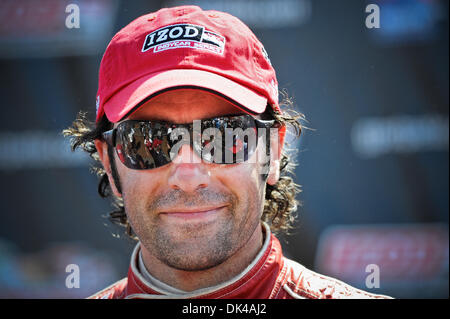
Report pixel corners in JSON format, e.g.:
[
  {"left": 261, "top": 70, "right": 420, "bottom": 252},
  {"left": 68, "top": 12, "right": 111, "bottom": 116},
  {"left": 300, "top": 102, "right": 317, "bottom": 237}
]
[{"left": 140, "top": 224, "right": 264, "bottom": 292}]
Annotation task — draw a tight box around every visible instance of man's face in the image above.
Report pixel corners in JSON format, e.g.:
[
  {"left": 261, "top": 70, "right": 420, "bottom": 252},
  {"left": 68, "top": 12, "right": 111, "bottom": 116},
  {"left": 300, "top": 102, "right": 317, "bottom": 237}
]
[{"left": 96, "top": 89, "right": 281, "bottom": 271}]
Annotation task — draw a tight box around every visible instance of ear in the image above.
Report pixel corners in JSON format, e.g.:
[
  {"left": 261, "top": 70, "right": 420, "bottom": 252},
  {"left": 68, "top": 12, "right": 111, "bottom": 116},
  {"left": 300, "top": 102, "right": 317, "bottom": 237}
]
[
  {"left": 94, "top": 139, "right": 122, "bottom": 197},
  {"left": 266, "top": 125, "right": 286, "bottom": 186}
]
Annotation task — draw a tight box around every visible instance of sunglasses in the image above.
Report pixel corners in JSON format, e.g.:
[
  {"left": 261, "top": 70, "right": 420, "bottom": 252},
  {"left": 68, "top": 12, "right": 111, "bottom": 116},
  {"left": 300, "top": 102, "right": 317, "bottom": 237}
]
[{"left": 101, "top": 114, "right": 277, "bottom": 170}]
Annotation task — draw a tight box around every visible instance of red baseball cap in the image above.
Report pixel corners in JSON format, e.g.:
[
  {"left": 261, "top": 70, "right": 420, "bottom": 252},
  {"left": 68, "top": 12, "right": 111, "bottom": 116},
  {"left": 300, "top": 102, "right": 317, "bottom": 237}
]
[{"left": 95, "top": 5, "right": 280, "bottom": 123}]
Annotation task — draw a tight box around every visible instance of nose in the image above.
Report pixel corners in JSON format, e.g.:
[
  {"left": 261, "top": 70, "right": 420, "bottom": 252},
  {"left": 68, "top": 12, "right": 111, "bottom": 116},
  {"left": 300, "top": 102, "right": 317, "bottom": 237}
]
[{"left": 167, "top": 144, "right": 210, "bottom": 192}]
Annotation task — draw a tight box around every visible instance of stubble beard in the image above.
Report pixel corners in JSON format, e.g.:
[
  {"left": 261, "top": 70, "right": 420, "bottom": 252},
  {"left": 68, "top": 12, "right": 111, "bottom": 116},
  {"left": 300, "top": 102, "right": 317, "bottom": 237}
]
[
  {"left": 124, "top": 188, "right": 259, "bottom": 272},
  {"left": 149, "top": 211, "right": 236, "bottom": 271}
]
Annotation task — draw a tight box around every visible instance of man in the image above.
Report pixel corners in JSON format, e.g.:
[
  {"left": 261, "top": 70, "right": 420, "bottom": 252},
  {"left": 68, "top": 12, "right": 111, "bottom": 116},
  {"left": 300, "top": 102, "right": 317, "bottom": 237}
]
[{"left": 65, "top": 5, "right": 390, "bottom": 299}]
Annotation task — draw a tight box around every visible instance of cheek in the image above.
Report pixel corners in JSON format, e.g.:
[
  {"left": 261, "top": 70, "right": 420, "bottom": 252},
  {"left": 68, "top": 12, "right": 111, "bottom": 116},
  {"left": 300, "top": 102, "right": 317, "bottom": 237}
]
[
  {"left": 215, "top": 164, "right": 266, "bottom": 242},
  {"left": 118, "top": 167, "right": 168, "bottom": 239},
  {"left": 116, "top": 163, "right": 161, "bottom": 214},
  {"left": 213, "top": 162, "right": 266, "bottom": 213}
]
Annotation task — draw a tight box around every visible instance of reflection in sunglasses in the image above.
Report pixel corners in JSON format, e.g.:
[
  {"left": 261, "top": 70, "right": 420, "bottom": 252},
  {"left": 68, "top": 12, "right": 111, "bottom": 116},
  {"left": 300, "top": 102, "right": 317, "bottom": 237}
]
[{"left": 104, "top": 115, "right": 277, "bottom": 171}]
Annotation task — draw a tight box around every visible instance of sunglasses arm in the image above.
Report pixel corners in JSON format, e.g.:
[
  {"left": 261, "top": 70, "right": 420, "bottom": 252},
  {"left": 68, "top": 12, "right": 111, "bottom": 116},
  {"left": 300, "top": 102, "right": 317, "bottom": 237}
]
[
  {"left": 102, "top": 129, "right": 116, "bottom": 146},
  {"left": 255, "top": 119, "right": 277, "bottom": 129}
]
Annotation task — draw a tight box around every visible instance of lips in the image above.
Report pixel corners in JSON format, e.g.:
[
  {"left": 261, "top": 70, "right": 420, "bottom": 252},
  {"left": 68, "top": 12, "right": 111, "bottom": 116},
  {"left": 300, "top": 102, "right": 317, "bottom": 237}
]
[{"left": 160, "top": 206, "right": 227, "bottom": 220}]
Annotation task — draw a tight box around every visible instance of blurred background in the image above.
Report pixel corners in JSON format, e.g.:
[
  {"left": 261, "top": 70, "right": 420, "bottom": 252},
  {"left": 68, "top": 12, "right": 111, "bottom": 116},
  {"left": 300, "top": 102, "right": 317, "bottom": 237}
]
[{"left": 0, "top": 0, "right": 448, "bottom": 298}]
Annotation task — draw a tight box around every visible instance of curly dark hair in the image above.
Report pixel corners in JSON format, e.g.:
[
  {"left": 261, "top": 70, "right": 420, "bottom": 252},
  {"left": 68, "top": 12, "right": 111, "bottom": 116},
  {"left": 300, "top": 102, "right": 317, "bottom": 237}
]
[{"left": 63, "top": 91, "right": 305, "bottom": 239}]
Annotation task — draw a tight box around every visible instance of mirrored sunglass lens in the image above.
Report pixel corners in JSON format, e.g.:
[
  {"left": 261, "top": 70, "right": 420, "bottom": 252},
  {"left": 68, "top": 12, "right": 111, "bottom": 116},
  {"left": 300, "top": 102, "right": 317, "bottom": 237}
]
[
  {"left": 200, "top": 116, "right": 258, "bottom": 164},
  {"left": 115, "top": 122, "right": 172, "bottom": 169},
  {"left": 114, "top": 116, "right": 260, "bottom": 169}
]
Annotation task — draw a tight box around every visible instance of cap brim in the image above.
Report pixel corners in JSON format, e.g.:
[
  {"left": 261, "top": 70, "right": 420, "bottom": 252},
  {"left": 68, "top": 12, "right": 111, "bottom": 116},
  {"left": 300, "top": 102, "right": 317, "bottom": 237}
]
[{"left": 102, "top": 69, "right": 268, "bottom": 123}]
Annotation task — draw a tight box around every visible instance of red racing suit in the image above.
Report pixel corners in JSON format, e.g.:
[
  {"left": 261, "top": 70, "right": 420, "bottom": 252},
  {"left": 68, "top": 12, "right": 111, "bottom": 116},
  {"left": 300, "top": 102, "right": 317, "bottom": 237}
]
[{"left": 89, "top": 224, "right": 391, "bottom": 299}]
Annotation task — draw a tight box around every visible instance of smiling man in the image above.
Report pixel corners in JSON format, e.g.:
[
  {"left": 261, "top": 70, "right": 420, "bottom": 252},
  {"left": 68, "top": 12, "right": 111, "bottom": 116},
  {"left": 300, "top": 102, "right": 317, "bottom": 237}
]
[{"left": 65, "top": 6, "right": 390, "bottom": 299}]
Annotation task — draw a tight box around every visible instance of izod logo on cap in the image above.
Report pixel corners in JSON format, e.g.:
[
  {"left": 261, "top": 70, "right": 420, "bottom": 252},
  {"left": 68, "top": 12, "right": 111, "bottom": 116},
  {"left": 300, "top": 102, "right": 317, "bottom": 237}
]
[{"left": 141, "top": 23, "right": 226, "bottom": 55}]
